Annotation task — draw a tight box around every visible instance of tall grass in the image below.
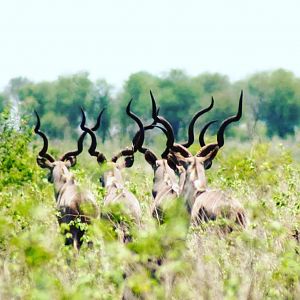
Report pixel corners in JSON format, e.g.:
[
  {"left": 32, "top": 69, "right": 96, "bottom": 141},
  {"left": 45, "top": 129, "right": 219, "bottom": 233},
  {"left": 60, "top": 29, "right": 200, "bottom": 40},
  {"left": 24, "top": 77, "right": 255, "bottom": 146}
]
[{"left": 0, "top": 116, "right": 299, "bottom": 299}]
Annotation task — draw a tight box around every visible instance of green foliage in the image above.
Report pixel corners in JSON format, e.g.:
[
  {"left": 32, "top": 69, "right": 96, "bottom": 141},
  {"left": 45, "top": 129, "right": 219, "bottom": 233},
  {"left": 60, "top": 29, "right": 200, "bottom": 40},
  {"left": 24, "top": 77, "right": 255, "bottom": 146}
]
[
  {"left": 3, "top": 68, "right": 300, "bottom": 141},
  {"left": 246, "top": 69, "right": 300, "bottom": 137},
  {"left": 117, "top": 71, "right": 159, "bottom": 136},
  {"left": 16, "top": 73, "right": 112, "bottom": 140},
  {"left": 0, "top": 112, "right": 41, "bottom": 190},
  {"left": 2, "top": 65, "right": 300, "bottom": 299},
  {"left": 1, "top": 112, "right": 299, "bottom": 299},
  {"left": 118, "top": 70, "right": 236, "bottom": 140},
  {"left": 91, "top": 80, "right": 112, "bottom": 142},
  {"left": 0, "top": 93, "right": 8, "bottom": 112},
  {"left": 158, "top": 70, "right": 200, "bottom": 138}
]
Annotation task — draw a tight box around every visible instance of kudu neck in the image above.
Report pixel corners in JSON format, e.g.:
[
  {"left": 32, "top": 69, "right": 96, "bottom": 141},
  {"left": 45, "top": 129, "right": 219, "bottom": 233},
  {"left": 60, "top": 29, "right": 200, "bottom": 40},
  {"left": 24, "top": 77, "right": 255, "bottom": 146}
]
[
  {"left": 182, "top": 157, "right": 207, "bottom": 210},
  {"left": 152, "top": 160, "right": 181, "bottom": 198},
  {"left": 104, "top": 164, "right": 124, "bottom": 189},
  {"left": 52, "top": 165, "right": 75, "bottom": 199}
]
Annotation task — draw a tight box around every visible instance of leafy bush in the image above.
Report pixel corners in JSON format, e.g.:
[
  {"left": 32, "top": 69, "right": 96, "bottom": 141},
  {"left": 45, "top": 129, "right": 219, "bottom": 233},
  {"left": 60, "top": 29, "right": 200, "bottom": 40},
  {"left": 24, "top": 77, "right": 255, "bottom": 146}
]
[{"left": 0, "top": 114, "right": 299, "bottom": 299}]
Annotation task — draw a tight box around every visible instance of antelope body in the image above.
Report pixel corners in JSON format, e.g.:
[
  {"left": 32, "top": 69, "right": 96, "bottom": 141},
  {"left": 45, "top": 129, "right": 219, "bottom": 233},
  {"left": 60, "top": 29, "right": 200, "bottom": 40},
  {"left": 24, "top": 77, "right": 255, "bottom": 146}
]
[
  {"left": 100, "top": 162, "right": 142, "bottom": 226},
  {"left": 144, "top": 151, "right": 182, "bottom": 221},
  {"left": 174, "top": 155, "right": 247, "bottom": 230},
  {"left": 155, "top": 91, "right": 247, "bottom": 230},
  {"left": 80, "top": 102, "right": 142, "bottom": 242},
  {"left": 129, "top": 91, "right": 214, "bottom": 222},
  {"left": 34, "top": 112, "right": 99, "bottom": 250}
]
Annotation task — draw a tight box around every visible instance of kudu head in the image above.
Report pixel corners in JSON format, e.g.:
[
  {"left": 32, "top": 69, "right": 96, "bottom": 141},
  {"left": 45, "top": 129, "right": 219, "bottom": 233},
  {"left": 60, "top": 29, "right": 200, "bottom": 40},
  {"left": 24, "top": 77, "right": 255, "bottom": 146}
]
[
  {"left": 166, "top": 91, "right": 243, "bottom": 210},
  {"left": 127, "top": 92, "right": 181, "bottom": 199},
  {"left": 195, "top": 90, "right": 243, "bottom": 169},
  {"left": 128, "top": 90, "right": 214, "bottom": 198},
  {"left": 80, "top": 100, "right": 144, "bottom": 188},
  {"left": 168, "top": 90, "right": 243, "bottom": 174},
  {"left": 159, "top": 90, "right": 243, "bottom": 172},
  {"left": 148, "top": 90, "right": 217, "bottom": 171},
  {"left": 34, "top": 111, "right": 88, "bottom": 192}
]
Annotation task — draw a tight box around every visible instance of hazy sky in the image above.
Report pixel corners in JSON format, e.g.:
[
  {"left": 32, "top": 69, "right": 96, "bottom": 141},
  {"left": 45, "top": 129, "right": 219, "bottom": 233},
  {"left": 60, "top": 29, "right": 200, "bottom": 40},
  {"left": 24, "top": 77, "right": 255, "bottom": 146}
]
[{"left": 1, "top": 0, "right": 299, "bottom": 90}]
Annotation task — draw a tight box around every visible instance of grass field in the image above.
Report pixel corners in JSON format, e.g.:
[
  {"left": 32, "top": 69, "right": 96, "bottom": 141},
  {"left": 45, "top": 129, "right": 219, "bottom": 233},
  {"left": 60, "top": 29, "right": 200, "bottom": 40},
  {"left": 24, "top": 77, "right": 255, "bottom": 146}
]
[{"left": 0, "top": 118, "right": 299, "bottom": 299}]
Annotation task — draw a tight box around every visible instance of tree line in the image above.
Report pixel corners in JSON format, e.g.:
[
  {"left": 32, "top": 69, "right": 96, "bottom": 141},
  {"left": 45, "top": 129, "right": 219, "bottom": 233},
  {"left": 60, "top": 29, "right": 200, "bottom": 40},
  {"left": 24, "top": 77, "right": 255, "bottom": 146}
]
[{"left": 1, "top": 68, "right": 300, "bottom": 141}]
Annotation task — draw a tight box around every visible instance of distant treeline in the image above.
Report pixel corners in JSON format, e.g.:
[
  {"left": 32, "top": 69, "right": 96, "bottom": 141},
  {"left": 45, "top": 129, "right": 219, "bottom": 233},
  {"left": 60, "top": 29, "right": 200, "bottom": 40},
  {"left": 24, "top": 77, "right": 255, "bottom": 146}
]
[{"left": 1, "top": 69, "right": 300, "bottom": 140}]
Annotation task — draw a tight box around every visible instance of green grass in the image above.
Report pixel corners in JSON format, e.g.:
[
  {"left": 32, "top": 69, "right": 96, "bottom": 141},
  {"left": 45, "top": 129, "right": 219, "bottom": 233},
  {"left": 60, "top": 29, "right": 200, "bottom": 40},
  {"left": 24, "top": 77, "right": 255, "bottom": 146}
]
[{"left": 0, "top": 117, "right": 299, "bottom": 299}]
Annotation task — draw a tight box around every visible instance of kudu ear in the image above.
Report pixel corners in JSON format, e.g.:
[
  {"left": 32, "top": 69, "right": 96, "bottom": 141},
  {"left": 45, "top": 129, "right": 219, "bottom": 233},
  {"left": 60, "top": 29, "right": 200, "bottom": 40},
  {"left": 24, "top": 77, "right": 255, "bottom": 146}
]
[
  {"left": 64, "top": 156, "right": 77, "bottom": 168},
  {"left": 117, "top": 155, "right": 134, "bottom": 169},
  {"left": 196, "top": 144, "right": 219, "bottom": 169},
  {"left": 171, "top": 144, "right": 192, "bottom": 158},
  {"left": 37, "top": 157, "right": 54, "bottom": 169},
  {"left": 144, "top": 150, "right": 158, "bottom": 168},
  {"left": 124, "top": 155, "right": 134, "bottom": 168},
  {"left": 204, "top": 160, "right": 213, "bottom": 170},
  {"left": 111, "top": 147, "right": 135, "bottom": 169},
  {"left": 124, "top": 156, "right": 134, "bottom": 168},
  {"left": 168, "top": 152, "right": 190, "bottom": 169},
  {"left": 166, "top": 154, "right": 179, "bottom": 172}
]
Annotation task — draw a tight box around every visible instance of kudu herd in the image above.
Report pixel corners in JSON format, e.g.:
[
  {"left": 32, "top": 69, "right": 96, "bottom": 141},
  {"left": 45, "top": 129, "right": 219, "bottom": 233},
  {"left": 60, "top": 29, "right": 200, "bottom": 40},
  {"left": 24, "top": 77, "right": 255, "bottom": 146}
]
[{"left": 34, "top": 91, "right": 246, "bottom": 250}]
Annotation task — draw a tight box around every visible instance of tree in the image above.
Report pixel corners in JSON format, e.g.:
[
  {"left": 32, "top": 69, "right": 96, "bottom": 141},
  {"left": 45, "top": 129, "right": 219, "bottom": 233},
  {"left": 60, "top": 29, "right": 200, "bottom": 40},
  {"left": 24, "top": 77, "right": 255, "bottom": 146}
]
[
  {"left": 0, "top": 93, "right": 8, "bottom": 112},
  {"left": 118, "top": 70, "right": 241, "bottom": 141},
  {"left": 17, "top": 73, "right": 96, "bottom": 139},
  {"left": 158, "top": 70, "right": 200, "bottom": 139},
  {"left": 55, "top": 73, "right": 94, "bottom": 133},
  {"left": 6, "top": 77, "right": 31, "bottom": 98},
  {"left": 89, "top": 79, "right": 112, "bottom": 142},
  {"left": 3, "top": 77, "right": 31, "bottom": 124},
  {"left": 117, "top": 72, "right": 159, "bottom": 138},
  {"left": 192, "top": 73, "right": 230, "bottom": 94},
  {"left": 247, "top": 69, "right": 300, "bottom": 138}
]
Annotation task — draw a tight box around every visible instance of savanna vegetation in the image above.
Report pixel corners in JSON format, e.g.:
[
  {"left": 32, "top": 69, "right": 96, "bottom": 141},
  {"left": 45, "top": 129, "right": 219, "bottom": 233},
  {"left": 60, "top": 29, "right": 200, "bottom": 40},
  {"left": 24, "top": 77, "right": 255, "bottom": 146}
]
[
  {"left": 0, "top": 70, "right": 299, "bottom": 299},
  {"left": 1, "top": 68, "right": 300, "bottom": 141}
]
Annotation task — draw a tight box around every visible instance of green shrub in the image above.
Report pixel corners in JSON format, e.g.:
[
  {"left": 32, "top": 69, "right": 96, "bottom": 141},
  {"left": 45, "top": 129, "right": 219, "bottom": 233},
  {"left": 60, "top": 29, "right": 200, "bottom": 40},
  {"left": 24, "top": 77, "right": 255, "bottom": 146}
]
[{"left": 0, "top": 114, "right": 299, "bottom": 299}]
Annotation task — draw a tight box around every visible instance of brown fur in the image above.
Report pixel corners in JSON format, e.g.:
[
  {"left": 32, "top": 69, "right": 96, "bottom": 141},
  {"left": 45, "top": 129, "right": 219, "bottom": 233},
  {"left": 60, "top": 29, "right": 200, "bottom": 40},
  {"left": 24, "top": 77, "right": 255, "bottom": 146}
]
[
  {"left": 169, "top": 152, "right": 247, "bottom": 230},
  {"left": 100, "top": 162, "right": 141, "bottom": 243},
  {"left": 144, "top": 150, "right": 182, "bottom": 223},
  {"left": 38, "top": 159, "right": 99, "bottom": 250}
]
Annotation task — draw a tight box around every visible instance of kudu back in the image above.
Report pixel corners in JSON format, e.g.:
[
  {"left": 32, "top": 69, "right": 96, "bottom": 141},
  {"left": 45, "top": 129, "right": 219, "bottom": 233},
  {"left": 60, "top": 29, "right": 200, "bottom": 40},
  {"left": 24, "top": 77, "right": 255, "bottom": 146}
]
[
  {"left": 129, "top": 91, "right": 214, "bottom": 223},
  {"left": 34, "top": 111, "right": 99, "bottom": 250},
  {"left": 161, "top": 91, "right": 247, "bottom": 231},
  {"left": 80, "top": 101, "right": 142, "bottom": 243}
]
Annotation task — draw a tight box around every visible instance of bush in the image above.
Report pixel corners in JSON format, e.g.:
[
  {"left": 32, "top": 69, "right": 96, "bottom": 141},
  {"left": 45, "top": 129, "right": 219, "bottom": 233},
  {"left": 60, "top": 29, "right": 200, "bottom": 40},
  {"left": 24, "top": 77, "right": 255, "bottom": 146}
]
[{"left": 0, "top": 114, "right": 299, "bottom": 299}]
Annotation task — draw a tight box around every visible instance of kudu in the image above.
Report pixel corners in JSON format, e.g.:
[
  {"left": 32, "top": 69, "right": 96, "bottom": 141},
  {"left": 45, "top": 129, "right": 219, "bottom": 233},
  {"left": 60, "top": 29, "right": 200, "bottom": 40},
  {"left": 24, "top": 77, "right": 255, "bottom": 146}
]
[
  {"left": 34, "top": 111, "right": 99, "bottom": 250},
  {"left": 80, "top": 101, "right": 143, "bottom": 243},
  {"left": 160, "top": 91, "right": 247, "bottom": 230},
  {"left": 129, "top": 91, "right": 215, "bottom": 222}
]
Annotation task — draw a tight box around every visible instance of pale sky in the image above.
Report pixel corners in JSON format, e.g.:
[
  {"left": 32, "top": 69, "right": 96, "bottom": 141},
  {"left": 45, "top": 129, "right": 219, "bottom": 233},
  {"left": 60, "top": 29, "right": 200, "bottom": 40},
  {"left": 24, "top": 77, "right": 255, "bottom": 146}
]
[{"left": 0, "top": 0, "right": 299, "bottom": 91}]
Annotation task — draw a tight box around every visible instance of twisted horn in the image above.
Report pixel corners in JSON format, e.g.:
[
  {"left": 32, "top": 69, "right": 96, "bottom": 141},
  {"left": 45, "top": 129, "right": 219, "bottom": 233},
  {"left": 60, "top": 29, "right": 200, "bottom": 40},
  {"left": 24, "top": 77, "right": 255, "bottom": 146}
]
[
  {"left": 131, "top": 124, "right": 167, "bottom": 155},
  {"left": 111, "top": 99, "right": 146, "bottom": 164},
  {"left": 150, "top": 89, "right": 158, "bottom": 120},
  {"left": 79, "top": 107, "right": 107, "bottom": 162},
  {"left": 130, "top": 92, "right": 159, "bottom": 153},
  {"left": 181, "top": 97, "right": 214, "bottom": 148},
  {"left": 91, "top": 108, "right": 105, "bottom": 131},
  {"left": 60, "top": 132, "right": 86, "bottom": 161},
  {"left": 217, "top": 90, "right": 243, "bottom": 148},
  {"left": 150, "top": 91, "right": 175, "bottom": 158},
  {"left": 34, "top": 110, "right": 55, "bottom": 162},
  {"left": 61, "top": 108, "right": 105, "bottom": 161},
  {"left": 126, "top": 99, "right": 145, "bottom": 152},
  {"left": 199, "top": 120, "right": 218, "bottom": 147}
]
